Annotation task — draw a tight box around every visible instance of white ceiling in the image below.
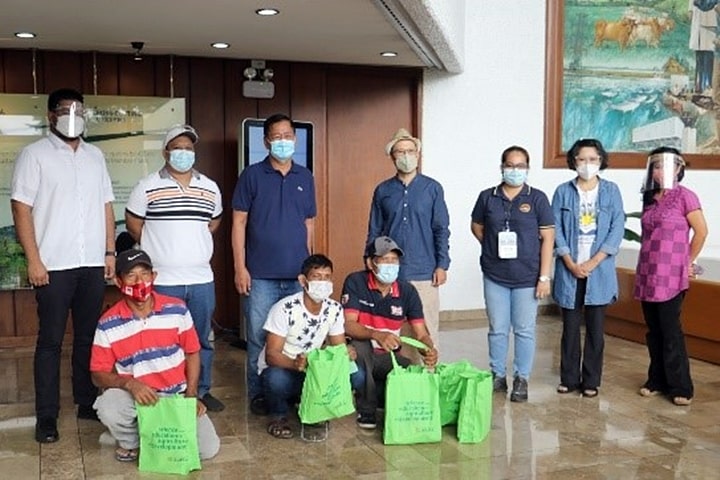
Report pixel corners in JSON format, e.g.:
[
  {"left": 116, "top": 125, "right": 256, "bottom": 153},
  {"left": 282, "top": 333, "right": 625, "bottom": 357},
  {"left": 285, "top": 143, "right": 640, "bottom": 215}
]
[{"left": 0, "top": 0, "right": 431, "bottom": 69}]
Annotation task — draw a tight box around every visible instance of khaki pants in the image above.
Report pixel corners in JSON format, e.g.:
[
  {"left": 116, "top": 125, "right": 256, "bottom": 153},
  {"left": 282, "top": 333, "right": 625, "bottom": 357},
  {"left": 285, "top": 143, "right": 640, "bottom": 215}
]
[{"left": 400, "top": 280, "right": 440, "bottom": 363}]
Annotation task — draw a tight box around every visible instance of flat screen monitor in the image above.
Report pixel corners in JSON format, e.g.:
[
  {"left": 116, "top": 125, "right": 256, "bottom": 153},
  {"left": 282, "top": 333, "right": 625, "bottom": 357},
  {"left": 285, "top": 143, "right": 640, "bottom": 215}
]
[{"left": 239, "top": 118, "right": 313, "bottom": 172}]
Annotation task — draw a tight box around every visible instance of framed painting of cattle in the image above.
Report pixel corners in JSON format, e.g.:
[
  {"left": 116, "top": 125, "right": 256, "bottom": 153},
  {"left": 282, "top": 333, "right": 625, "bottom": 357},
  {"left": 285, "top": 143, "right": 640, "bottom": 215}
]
[{"left": 544, "top": 0, "right": 720, "bottom": 169}]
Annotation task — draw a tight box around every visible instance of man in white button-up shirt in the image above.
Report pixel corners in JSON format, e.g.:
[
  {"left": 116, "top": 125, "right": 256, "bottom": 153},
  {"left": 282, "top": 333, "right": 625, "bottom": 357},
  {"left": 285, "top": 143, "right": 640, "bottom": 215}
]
[{"left": 11, "top": 88, "right": 116, "bottom": 444}]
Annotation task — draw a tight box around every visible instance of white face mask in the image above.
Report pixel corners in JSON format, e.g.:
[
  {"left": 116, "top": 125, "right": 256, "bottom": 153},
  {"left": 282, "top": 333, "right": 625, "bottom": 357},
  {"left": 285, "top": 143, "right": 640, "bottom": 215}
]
[
  {"left": 55, "top": 114, "right": 85, "bottom": 138},
  {"left": 576, "top": 163, "right": 600, "bottom": 181},
  {"left": 306, "top": 280, "right": 333, "bottom": 303}
]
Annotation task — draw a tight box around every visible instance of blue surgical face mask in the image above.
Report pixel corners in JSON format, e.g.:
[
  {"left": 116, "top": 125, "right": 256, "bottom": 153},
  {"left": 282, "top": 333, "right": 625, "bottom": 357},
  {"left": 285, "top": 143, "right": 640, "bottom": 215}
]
[
  {"left": 373, "top": 262, "right": 399, "bottom": 284},
  {"left": 502, "top": 168, "right": 527, "bottom": 187},
  {"left": 169, "top": 149, "right": 195, "bottom": 173},
  {"left": 270, "top": 139, "right": 295, "bottom": 162}
]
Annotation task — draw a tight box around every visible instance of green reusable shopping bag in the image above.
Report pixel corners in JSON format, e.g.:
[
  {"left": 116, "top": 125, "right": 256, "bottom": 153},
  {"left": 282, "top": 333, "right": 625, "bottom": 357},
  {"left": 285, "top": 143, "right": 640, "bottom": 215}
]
[
  {"left": 436, "top": 360, "right": 477, "bottom": 426},
  {"left": 298, "top": 344, "right": 355, "bottom": 424},
  {"left": 383, "top": 347, "right": 441, "bottom": 445},
  {"left": 456, "top": 370, "right": 493, "bottom": 444},
  {"left": 136, "top": 395, "right": 201, "bottom": 475}
]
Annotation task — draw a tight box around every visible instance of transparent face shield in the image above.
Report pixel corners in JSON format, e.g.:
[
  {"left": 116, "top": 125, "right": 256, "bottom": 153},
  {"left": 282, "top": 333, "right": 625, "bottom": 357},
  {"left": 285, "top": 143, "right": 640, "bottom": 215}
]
[
  {"left": 642, "top": 152, "right": 684, "bottom": 191},
  {"left": 53, "top": 101, "right": 86, "bottom": 138},
  {"left": 65, "top": 102, "right": 81, "bottom": 138}
]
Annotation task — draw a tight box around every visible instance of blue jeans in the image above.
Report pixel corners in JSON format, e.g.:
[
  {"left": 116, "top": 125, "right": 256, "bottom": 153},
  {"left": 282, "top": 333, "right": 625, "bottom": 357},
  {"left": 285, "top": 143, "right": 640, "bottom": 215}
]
[
  {"left": 483, "top": 276, "right": 538, "bottom": 380},
  {"left": 154, "top": 282, "right": 216, "bottom": 397},
  {"left": 262, "top": 365, "right": 364, "bottom": 417},
  {"left": 244, "top": 279, "right": 302, "bottom": 400}
]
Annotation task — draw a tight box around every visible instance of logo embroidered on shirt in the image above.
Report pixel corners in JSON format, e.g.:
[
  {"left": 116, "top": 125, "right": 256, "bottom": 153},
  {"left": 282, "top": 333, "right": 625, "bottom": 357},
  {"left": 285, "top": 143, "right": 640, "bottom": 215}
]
[
  {"left": 341, "top": 294, "right": 349, "bottom": 305},
  {"left": 297, "top": 186, "right": 304, "bottom": 192},
  {"left": 391, "top": 305, "right": 403, "bottom": 316},
  {"left": 519, "top": 203, "right": 532, "bottom": 213},
  {"left": 359, "top": 299, "right": 375, "bottom": 307}
]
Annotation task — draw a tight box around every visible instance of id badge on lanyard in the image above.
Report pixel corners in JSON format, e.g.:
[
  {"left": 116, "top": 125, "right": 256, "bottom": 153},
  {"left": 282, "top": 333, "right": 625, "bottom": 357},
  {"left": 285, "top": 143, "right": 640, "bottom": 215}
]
[
  {"left": 498, "top": 230, "right": 517, "bottom": 259},
  {"left": 498, "top": 202, "right": 518, "bottom": 259}
]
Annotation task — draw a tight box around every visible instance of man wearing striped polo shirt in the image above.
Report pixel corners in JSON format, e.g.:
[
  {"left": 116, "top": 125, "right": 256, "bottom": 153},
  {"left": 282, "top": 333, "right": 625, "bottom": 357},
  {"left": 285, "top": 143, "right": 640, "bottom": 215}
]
[{"left": 125, "top": 125, "right": 224, "bottom": 411}]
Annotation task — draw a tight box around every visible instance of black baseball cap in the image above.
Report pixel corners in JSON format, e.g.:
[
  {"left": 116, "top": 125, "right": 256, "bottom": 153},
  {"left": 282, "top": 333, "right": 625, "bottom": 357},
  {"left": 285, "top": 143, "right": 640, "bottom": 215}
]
[{"left": 115, "top": 249, "right": 153, "bottom": 276}]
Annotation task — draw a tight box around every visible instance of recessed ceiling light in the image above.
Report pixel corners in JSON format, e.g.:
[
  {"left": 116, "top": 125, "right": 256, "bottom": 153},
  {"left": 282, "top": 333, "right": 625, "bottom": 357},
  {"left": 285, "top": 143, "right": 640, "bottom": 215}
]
[
  {"left": 380, "top": 51, "right": 397, "bottom": 57},
  {"left": 15, "top": 32, "right": 36, "bottom": 39},
  {"left": 256, "top": 8, "right": 280, "bottom": 16},
  {"left": 211, "top": 42, "right": 230, "bottom": 49}
]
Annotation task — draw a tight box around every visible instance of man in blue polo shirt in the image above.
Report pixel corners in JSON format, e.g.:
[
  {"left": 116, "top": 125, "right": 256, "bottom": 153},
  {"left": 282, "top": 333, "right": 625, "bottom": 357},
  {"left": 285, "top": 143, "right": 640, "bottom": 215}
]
[
  {"left": 366, "top": 128, "right": 450, "bottom": 351},
  {"left": 470, "top": 145, "right": 554, "bottom": 403},
  {"left": 232, "top": 113, "right": 316, "bottom": 415},
  {"left": 342, "top": 236, "right": 438, "bottom": 429}
]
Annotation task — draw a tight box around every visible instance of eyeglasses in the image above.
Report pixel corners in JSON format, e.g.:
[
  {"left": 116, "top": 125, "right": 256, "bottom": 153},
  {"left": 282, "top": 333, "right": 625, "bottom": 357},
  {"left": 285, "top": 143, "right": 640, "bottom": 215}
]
[
  {"left": 392, "top": 149, "right": 417, "bottom": 156},
  {"left": 575, "top": 156, "right": 601, "bottom": 164},
  {"left": 503, "top": 163, "right": 528, "bottom": 170}
]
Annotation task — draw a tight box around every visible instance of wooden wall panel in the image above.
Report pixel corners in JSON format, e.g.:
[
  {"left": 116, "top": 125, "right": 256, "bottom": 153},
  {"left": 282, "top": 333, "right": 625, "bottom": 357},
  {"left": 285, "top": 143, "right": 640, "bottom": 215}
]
[
  {"left": 4, "top": 50, "right": 38, "bottom": 93},
  {"left": 0, "top": 52, "right": 6, "bottom": 91},
  {"left": 42, "top": 51, "right": 82, "bottom": 93},
  {"left": 257, "top": 62, "right": 291, "bottom": 119},
  {"left": 0, "top": 291, "right": 15, "bottom": 336},
  {"left": 13, "top": 290, "right": 39, "bottom": 337},
  {"left": 81, "top": 53, "right": 119, "bottom": 95},
  {"left": 326, "top": 68, "right": 419, "bottom": 287},
  {"left": 117, "top": 55, "right": 155, "bottom": 96},
  {"left": 153, "top": 56, "right": 190, "bottom": 99},
  {"left": 290, "top": 63, "right": 328, "bottom": 255}
]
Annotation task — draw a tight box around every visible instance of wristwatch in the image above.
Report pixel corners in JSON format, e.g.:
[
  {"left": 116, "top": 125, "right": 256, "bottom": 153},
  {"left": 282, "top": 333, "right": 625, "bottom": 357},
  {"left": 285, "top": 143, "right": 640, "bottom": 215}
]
[{"left": 538, "top": 275, "right": 551, "bottom": 282}]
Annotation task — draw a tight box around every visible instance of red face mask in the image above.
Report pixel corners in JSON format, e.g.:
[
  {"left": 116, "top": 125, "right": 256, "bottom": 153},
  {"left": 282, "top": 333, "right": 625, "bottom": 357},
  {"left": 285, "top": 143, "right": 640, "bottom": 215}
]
[{"left": 120, "top": 280, "right": 153, "bottom": 302}]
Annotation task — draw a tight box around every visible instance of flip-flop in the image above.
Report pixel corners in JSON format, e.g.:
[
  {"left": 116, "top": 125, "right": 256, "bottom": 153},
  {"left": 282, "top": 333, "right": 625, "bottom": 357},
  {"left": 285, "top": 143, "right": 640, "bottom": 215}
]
[
  {"left": 267, "top": 419, "right": 294, "bottom": 439},
  {"left": 115, "top": 447, "right": 139, "bottom": 462}
]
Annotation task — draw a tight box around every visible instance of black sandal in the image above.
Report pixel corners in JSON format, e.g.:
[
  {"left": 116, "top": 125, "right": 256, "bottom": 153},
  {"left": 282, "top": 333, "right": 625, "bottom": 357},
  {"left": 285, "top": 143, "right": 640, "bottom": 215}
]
[{"left": 267, "top": 418, "right": 294, "bottom": 439}]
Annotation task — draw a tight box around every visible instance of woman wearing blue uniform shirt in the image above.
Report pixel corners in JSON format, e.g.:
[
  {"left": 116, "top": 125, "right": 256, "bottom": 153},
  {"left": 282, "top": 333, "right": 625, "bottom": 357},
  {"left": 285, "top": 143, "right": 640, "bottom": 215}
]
[
  {"left": 471, "top": 146, "right": 555, "bottom": 403},
  {"left": 551, "top": 139, "right": 624, "bottom": 398}
]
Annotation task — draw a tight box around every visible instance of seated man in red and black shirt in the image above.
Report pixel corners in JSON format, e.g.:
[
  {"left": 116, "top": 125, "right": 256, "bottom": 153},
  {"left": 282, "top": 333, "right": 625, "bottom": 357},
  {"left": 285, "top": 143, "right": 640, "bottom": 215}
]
[{"left": 341, "top": 236, "right": 438, "bottom": 429}]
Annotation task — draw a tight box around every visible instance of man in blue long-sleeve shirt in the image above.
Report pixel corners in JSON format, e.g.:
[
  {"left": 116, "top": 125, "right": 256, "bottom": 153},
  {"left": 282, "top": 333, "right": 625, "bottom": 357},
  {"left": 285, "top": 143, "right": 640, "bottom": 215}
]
[{"left": 365, "top": 128, "right": 450, "bottom": 350}]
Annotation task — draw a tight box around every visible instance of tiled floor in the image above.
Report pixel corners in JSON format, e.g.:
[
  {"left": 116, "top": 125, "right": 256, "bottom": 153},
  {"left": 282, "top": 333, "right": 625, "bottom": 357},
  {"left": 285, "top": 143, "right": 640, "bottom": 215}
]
[{"left": 1, "top": 315, "right": 719, "bottom": 479}]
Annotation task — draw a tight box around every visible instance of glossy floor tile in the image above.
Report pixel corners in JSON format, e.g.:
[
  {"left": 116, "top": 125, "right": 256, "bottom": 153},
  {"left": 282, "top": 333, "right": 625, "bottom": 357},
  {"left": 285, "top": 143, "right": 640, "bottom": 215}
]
[{"left": 1, "top": 315, "right": 719, "bottom": 479}]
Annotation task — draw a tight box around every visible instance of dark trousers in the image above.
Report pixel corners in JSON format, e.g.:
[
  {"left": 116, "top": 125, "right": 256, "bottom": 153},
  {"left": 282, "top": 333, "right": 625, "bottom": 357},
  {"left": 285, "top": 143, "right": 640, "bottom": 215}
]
[
  {"left": 34, "top": 267, "right": 105, "bottom": 419},
  {"left": 641, "top": 292, "right": 693, "bottom": 398},
  {"left": 560, "top": 278, "right": 606, "bottom": 390},
  {"left": 352, "top": 340, "right": 410, "bottom": 415}
]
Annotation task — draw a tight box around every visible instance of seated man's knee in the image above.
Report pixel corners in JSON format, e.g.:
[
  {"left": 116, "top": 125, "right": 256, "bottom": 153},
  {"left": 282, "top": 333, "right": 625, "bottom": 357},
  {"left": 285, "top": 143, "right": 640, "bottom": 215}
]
[
  {"left": 198, "top": 414, "right": 220, "bottom": 460},
  {"left": 95, "top": 388, "right": 136, "bottom": 427},
  {"left": 262, "top": 367, "right": 293, "bottom": 395}
]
